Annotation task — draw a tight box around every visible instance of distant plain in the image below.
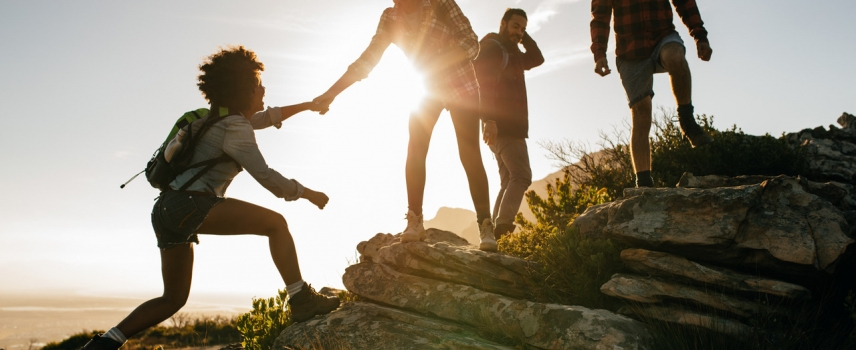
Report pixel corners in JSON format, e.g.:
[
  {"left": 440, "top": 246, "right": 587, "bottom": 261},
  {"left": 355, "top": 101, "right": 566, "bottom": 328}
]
[{"left": 0, "top": 292, "right": 248, "bottom": 349}]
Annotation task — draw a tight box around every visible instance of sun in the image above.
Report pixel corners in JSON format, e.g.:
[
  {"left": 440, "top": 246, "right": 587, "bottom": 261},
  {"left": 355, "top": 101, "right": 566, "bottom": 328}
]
[{"left": 370, "top": 47, "right": 427, "bottom": 111}]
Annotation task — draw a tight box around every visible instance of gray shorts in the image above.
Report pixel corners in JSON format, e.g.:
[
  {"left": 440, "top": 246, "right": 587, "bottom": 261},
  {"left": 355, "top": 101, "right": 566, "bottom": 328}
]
[
  {"left": 616, "top": 32, "right": 685, "bottom": 107},
  {"left": 151, "top": 190, "right": 224, "bottom": 249}
]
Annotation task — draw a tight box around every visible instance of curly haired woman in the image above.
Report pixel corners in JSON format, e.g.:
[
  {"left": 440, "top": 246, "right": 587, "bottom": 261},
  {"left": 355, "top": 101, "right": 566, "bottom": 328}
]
[{"left": 81, "top": 46, "right": 339, "bottom": 350}]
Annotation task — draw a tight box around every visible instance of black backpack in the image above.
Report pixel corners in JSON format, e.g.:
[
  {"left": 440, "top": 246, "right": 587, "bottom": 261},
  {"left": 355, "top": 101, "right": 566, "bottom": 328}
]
[{"left": 121, "top": 107, "right": 234, "bottom": 192}]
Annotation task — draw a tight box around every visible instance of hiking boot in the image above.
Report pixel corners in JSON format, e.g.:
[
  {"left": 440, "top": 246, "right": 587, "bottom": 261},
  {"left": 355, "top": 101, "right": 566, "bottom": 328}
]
[
  {"left": 80, "top": 334, "right": 122, "bottom": 350},
  {"left": 679, "top": 115, "right": 713, "bottom": 147},
  {"left": 635, "top": 171, "right": 654, "bottom": 188},
  {"left": 494, "top": 223, "right": 515, "bottom": 240},
  {"left": 400, "top": 210, "right": 424, "bottom": 243},
  {"left": 288, "top": 283, "right": 340, "bottom": 323},
  {"left": 478, "top": 218, "right": 497, "bottom": 252}
]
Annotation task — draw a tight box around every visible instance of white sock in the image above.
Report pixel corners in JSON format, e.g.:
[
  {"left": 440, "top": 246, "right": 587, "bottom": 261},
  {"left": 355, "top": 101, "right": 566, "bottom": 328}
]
[
  {"left": 102, "top": 327, "right": 127, "bottom": 344},
  {"left": 286, "top": 280, "right": 305, "bottom": 296}
]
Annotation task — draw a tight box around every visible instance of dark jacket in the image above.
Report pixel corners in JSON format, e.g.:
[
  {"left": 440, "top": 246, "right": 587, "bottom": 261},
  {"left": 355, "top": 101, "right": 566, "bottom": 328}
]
[{"left": 474, "top": 32, "right": 544, "bottom": 138}]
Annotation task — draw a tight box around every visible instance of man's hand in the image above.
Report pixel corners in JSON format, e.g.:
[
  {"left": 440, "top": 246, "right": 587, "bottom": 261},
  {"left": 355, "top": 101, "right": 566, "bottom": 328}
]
[
  {"left": 482, "top": 120, "right": 497, "bottom": 147},
  {"left": 306, "top": 101, "right": 329, "bottom": 114},
  {"left": 697, "top": 41, "right": 712, "bottom": 61},
  {"left": 311, "top": 92, "right": 336, "bottom": 115},
  {"left": 594, "top": 57, "right": 611, "bottom": 76},
  {"left": 301, "top": 188, "right": 329, "bottom": 210},
  {"left": 521, "top": 31, "right": 533, "bottom": 44}
]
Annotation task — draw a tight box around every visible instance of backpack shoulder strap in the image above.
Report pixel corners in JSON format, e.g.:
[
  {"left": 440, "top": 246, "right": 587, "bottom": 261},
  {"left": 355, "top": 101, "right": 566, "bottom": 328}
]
[
  {"left": 164, "top": 108, "right": 209, "bottom": 145},
  {"left": 174, "top": 106, "right": 237, "bottom": 191}
]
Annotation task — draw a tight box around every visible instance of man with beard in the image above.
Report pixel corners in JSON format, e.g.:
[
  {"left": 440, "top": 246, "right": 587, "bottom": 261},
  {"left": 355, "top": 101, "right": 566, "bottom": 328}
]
[{"left": 474, "top": 8, "right": 544, "bottom": 240}]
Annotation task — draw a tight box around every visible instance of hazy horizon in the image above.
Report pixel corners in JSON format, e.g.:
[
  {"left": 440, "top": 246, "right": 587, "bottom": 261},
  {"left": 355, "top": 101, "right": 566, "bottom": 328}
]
[{"left": 1, "top": 1, "right": 854, "bottom": 344}]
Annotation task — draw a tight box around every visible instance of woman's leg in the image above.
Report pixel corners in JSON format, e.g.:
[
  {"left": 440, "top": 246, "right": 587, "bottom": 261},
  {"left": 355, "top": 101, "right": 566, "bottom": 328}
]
[
  {"left": 116, "top": 243, "right": 193, "bottom": 337},
  {"left": 195, "top": 197, "right": 338, "bottom": 323},
  {"left": 406, "top": 98, "right": 445, "bottom": 216},
  {"left": 448, "top": 96, "right": 491, "bottom": 221},
  {"left": 196, "top": 198, "right": 302, "bottom": 285}
]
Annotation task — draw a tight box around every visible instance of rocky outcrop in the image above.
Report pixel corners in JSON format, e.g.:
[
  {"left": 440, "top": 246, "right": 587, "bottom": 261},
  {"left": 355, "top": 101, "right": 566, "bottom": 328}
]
[
  {"left": 276, "top": 114, "right": 856, "bottom": 345},
  {"left": 574, "top": 170, "right": 854, "bottom": 335},
  {"left": 619, "top": 249, "right": 810, "bottom": 300},
  {"left": 786, "top": 112, "right": 856, "bottom": 184},
  {"left": 617, "top": 305, "right": 752, "bottom": 336},
  {"left": 274, "top": 302, "right": 515, "bottom": 349},
  {"left": 576, "top": 176, "right": 853, "bottom": 276},
  {"left": 277, "top": 229, "right": 652, "bottom": 349}
]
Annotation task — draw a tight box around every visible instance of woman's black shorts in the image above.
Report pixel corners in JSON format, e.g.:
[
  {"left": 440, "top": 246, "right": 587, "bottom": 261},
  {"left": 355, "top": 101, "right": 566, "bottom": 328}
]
[{"left": 151, "top": 190, "right": 224, "bottom": 249}]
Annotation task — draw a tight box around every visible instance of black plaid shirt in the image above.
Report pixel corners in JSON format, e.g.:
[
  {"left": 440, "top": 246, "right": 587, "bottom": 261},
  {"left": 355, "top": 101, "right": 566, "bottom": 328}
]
[
  {"left": 347, "top": 0, "right": 480, "bottom": 101},
  {"left": 590, "top": 0, "right": 709, "bottom": 61}
]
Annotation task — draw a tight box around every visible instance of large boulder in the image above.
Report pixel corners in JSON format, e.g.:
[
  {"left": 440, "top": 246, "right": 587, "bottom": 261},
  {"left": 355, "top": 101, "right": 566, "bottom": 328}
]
[
  {"left": 371, "top": 240, "right": 537, "bottom": 299},
  {"left": 278, "top": 228, "right": 653, "bottom": 349},
  {"left": 601, "top": 274, "right": 760, "bottom": 318},
  {"left": 786, "top": 112, "right": 856, "bottom": 184},
  {"left": 620, "top": 249, "right": 810, "bottom": 300},
  {"left": 678, "top": 173, "right": 856, "bottom": 212},
  {"left": 356, "top": 229, "right": 537, "bottom": 299},
  {"left": 344, "top": 261, "right": 652, "bottom": 350},
  {"left": 574, "top": 176, "right": 853, "bottom": 278},
  {"left": 617, "top": 305, "right": 751, "bottom": 336},
  {"left": 357, "top": 229, "right": 472, "bottom": 263},
  {"left": 274, "top": 302, "right": 515, "bottom": 350}
]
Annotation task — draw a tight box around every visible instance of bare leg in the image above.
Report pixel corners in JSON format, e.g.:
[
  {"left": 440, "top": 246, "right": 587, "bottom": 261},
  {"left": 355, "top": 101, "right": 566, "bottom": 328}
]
[
  {"left": 116, "top": 243, "right": 193, "bottom": 337},
  {"left": 449, "top": 99, "right": 491, "bottom": 220},
  {"left": 197, "top": 198, "right": 302, "bottom": 285},
  {"left": 660, "top": 42, "right": 692, "bottom": 105},
  {"left": 630, "top": 96, "right": 653, "bottom": 173},
  {"left": 406, "top": 98, "right": 444, "bottom": 216},
  {"left": 117, "top": 197, "right": 302, "bottom": 337}
]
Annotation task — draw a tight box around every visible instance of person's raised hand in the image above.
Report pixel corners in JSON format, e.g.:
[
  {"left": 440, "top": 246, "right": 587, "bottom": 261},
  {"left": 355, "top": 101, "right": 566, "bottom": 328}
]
[
  {"left": 697, "top": 41, "right": 713, "bottom": 61},
  {"left": 594, "top": 57, "right": 611, "bottom": 76},
  {"left": 482, "top": 120, "right": 498, "bottom": 147},
  {"left": 302, "top": 188, "right": 329, "bottom": 210},
  {"left": 307, "top": 101, "right": 329, "bottom": 115},
  {"left": 312, "top": 92, "right": 336, "bottom": 115}
]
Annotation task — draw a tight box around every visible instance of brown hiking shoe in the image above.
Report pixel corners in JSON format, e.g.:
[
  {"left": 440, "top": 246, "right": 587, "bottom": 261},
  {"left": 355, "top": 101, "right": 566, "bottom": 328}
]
[
  {"left": 288, "top": 283, "right": 340, "bottom": 322},
  {"left": 679, "top": 116, "right": 713, "bottom": 147},
  {"left": 80, "top": 335, "right": 122, "bottom": 350}
]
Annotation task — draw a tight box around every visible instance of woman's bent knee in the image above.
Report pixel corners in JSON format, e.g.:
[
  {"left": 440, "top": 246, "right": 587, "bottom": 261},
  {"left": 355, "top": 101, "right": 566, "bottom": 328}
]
[
  {"left": 259, "top": 213, "right": 288, "bottom": 237},
  {"left": 161, "top": 292, "right": 189, "bottom": 310}
]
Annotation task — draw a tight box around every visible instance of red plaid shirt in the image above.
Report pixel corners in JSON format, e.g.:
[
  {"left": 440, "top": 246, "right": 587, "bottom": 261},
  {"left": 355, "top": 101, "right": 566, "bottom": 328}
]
[
  {"left": 347, "top": 0, "right": 480, "bottom": 101},
  {"left": 590, "top": 0, "right": 709, "bottom": 61}
]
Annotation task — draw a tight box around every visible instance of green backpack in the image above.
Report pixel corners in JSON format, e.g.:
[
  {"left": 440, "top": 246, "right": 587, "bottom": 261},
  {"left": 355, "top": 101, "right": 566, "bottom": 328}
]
[{"left": 121, "top": 107, "right": 234, "bottom": 191}]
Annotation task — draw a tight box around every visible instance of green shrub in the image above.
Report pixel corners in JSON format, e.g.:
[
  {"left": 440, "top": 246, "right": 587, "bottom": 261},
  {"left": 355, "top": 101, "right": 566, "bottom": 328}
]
[
  {"left": 542, "top": 111, "right": 806, "bottom": 197},
  {"left": 41, "top": 330, "right": 102, "bottom": 350},
  {"left": 651, "top": 112, "right": 805, "bottom": 189},
  {"left": 501, "top": 171, "right": 623, "bottom": 308},
  {"left": 236, "top": 290, "right": 292, "bottom": 350},
  {"left": 517, "top": 171, "right": 612, "bottom": 238},
  {"left": 42, "top": 314, "right": 240, "bottom": 350},
  {"left": 136, "top": 314, "right": 239, "bottom": 348}
]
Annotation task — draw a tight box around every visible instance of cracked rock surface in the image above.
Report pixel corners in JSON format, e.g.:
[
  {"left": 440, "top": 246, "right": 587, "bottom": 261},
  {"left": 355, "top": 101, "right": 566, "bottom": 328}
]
[{"left": 276, "top": 229, "right": 652, "bottom": 349}]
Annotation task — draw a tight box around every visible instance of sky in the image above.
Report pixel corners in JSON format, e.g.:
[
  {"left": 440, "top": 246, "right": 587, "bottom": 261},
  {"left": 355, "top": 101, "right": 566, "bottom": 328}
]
[{"left": 0, "top": 0, "right": 854, "bottom": 307}]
